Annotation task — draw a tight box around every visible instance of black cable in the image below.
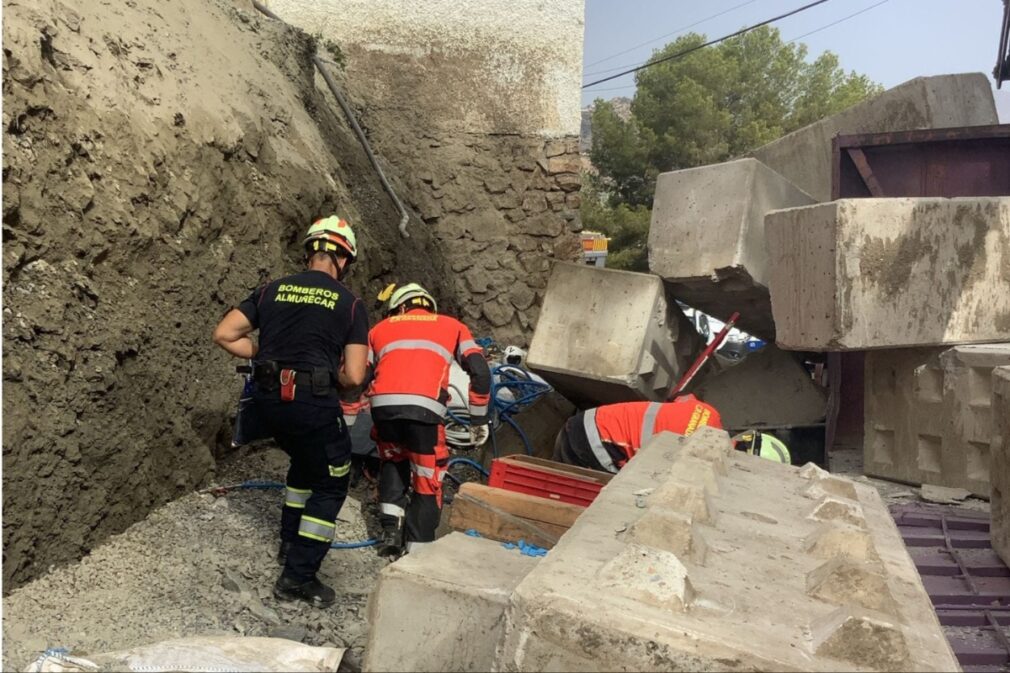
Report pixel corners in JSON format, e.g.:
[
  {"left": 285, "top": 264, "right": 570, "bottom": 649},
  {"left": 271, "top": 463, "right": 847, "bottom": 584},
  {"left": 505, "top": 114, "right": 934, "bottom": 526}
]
[
  {"left": 582, "top": 0, "right": 832, "bottom": 90},
  {"left": 583, "top": 0, "right": 757, "bottom": 74},
  {"left": 786, "top": 0, "right": 890, "bottom": 43}
]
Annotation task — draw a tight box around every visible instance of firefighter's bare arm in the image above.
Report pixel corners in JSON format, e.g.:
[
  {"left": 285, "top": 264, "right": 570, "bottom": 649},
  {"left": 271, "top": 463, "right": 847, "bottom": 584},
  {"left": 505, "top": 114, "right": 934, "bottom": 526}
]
[
  {"left": 213, "top": 309, "right": 257, "bottom": 359},
  {"left": 339, "top": 343, "right": 368, "bottom": 388}
]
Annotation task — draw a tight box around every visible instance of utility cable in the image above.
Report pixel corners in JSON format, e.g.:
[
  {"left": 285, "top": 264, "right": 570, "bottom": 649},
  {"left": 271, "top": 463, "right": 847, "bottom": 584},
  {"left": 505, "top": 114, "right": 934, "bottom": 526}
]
[
  {"left": 582, "top": 0, "right": 832, "bottom": 89},
  {"left": 786, "top": 0, "right": 890, "bottom": 43},
  {"left": 584, "top": 0, "right": 757, "bottom": 73}
]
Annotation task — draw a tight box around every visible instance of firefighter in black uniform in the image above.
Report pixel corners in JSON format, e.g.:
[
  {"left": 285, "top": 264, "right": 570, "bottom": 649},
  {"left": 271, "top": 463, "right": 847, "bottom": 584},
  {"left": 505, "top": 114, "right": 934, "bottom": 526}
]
[{"left": 213, "top": 216, "right": 368, "bottom": 607}]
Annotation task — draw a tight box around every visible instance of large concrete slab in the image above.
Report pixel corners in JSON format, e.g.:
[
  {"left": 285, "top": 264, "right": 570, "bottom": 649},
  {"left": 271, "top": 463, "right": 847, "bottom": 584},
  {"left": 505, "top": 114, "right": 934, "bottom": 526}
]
[
  {"left": 692, "top": 344, "right": 828, "bottom": 428},
  {"left": 751, "top": 73, "right": 998, "bottom": 201},
  {"left": 766, "top": 197, "right": 1010, "bottom": 351},
  {"left": 527, "top": 262, "right": 702, "bottom": 407},
  {"left": 863, "top": 345, "right": 1010, "bottom": 497},
  {"left": 992, "top": 367, "right": 1010, "bottom": 565},
  {"left": 496, "top": 427, "right": 956, "bottom": 672},
  {"left": 363, "top": 532, "right": 539, "bottom": 673},
  {"left": 649, "top": 158, "right": 815, "bottom": 339}
]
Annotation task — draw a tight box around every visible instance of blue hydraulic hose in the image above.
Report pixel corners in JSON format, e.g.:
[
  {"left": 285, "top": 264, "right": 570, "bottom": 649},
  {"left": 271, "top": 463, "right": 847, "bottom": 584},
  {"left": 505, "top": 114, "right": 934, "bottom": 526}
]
[
  {"left": 331, "top": 538, "right": 379, "bottom": 549},
  {"left": 446, "top": 456, "right": 490, "bottom": 477}
]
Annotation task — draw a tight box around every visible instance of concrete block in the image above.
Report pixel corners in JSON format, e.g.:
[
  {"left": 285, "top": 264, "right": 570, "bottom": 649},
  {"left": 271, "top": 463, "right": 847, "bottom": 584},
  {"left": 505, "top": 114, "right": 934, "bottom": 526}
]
[
  {"left": 992, "top": 367, "right": 1010, "bottom": 565},
  {"left": 363, "top": 532, "right": 538, "bottom": 673},
  {"left": 751, "top": 73, "right": 998, "bottom": 201},
  {"left": 864, "top": 345, "right": 1010, "bottom": 497},
  {"left": 648, "top": 158, "right": 815, "bottom": 338},
  {"left": 496, "top": 428, "right": 956, "bottom": 672},
  {"left": 527, "top": 262, "right": 701, "bottom": 406},
  {"left": 766, "top": 197, "right": 1010, "bottom": 350},
  {"left": 692, "top": 344, "right": 828, "bottom": 428},
  {"left": 862, "top": 348, "right": 945, "bottom": 488}
]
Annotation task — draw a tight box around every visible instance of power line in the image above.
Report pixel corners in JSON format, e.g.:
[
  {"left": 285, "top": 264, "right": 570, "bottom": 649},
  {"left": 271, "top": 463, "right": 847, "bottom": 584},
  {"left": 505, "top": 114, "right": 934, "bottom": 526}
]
[
  {"left": 582, "top": 0, "right": 832, "bottom": 90},
  {"left": 786, "top": 0, "right": 890, "bottom": 42},
  {"left": 583, "top": 0, "right": 757, "bottom": 73}
]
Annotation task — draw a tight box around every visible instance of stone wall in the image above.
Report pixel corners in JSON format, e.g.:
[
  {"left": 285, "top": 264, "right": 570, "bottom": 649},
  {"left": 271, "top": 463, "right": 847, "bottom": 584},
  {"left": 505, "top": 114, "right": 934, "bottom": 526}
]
[{"left": 267, "top": 0, "right": 585, "bottom": 344}]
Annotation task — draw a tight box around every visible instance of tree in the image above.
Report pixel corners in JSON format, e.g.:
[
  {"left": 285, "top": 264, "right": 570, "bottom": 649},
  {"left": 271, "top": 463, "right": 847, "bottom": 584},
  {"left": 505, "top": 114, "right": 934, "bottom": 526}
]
[{"left": 586, "top": 26, "right": 882, "bottom": 270}]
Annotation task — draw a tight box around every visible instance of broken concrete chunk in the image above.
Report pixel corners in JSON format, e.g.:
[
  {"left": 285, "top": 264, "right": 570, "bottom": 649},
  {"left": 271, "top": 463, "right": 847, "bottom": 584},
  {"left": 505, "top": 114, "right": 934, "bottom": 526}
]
[
  {"left": 751, "top": 73, "right": 998, "bottom": 201},
  {"left": 527, "top": 262, "right": 701, "bottom": 406},
  {"left": 808, "top": 496, "right": 867, "bottom": 529},
  {"left": 649, "top": 158, "right": 814, "bottom": 338},
  {"left": 363, "top": 533, "right": 538, "bottom": 672},
  {"left": 920, "top": 484, "right": 972, "bottom": 505},
  {"left": 803, "top": 524, "right": 877, "bottom": 562},
  {"left": 625, "top": 509, "right": 707, "bottom": 564},
  {"left": 766, "top": 198, "right": 1010, "bottom": 351}
]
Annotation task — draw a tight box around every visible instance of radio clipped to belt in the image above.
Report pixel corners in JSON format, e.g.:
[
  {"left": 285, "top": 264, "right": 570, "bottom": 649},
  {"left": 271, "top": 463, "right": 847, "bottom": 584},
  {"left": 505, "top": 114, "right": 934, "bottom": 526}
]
[{"left": 279, "top": 369, "right": 297, "bottom": 402}]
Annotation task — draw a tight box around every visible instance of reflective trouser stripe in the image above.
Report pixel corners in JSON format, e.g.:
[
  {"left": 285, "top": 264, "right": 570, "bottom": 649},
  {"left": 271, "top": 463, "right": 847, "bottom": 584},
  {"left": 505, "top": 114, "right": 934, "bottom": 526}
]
[
  {"left": 328, "top": 461, "right": 351, "bottom": 477},
  {"left": 371, "top": 394, "right": 447, "bottom": 417},
  {"left": 640, "top": 402, "right": 662, "bottom": 448},
  {"left": 284, "top": 486, "right": 311, "bottom": 509},
  {"left": 469, "top": 404, "right": 488, "bottom": 417},
  {"left": 380, "top": 503, "right": 406, "bottom": 518},
  {"left": 377, "top": 339, "right": 452, "bottom": 363},
  {"left": 411, "top": 463, "right": 437, "bottom": 479},
  {"left": 584, "top": 409, "right": 618, "bottom": 474},
  {"left": 298, "top": 515, "right": 335, "bottom": 543},
  {"left": 406, "top": 541, "right": 432, "bottom": 552}
]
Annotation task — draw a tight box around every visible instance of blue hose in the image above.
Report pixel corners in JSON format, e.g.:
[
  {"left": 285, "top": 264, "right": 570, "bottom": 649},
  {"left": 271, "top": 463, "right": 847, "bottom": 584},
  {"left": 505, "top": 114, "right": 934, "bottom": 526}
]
[
  {"left": 446, "top": 456, "right": 490, "bottom": 477},
  {"left": 331, "top": 538, "right": 379, "bottom": 549}
]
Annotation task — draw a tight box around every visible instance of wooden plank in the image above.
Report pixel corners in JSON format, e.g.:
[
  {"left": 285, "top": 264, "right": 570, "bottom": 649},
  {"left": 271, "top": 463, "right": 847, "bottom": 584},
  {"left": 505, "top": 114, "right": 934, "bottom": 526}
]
[
  {"left": 448, "top": 492, "right": 560, "bottom": 549},
  {"left": 498, "top": 455, "right": 613, "bottom": 486},
  {"left": 457, "top": 482, "right": 584, "bottom": 528}
]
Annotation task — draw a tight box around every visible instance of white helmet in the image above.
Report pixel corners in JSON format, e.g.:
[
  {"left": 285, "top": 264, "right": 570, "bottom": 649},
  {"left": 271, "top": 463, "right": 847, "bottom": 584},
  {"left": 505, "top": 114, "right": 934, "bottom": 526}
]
[{"left": 503, "top": 345, "right": 527, "bottom": 367}]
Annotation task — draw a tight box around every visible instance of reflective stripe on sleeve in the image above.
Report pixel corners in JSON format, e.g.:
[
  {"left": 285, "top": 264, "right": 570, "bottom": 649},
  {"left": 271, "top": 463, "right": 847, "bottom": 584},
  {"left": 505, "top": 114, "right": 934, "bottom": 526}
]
[
  {"left": 284, "top": 486, "right": 311, "bottom": 509},
  {"left": 380, "top": 503, "right": 406, "bottom": 518},
  {"left": 640, "top": 402, "right": 663, "bottom": 448},
  {"left": 457, "top": 339, "right": 481, "bottom": 358},
  {"left": 298, "top": 515, "right": 335, "bottom": 542},
  {"left": 370, "top": 393, "right": 448, "bottom": 417},
  {"left": 584, "top": 408, "right": 618, "bottom": 474},
  {"left": 377, "top": 339, "right": 452, "bottom": 363}
]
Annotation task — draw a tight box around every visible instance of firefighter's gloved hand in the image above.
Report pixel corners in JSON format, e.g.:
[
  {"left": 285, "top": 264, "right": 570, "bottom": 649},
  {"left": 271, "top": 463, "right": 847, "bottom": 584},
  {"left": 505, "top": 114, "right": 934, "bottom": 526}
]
[{"left": 469, "top": 424, "right": 490, "bottom": 447}]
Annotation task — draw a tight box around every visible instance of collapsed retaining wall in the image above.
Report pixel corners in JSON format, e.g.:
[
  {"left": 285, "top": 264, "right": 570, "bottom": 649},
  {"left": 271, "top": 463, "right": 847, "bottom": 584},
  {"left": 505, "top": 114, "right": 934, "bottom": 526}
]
[
  {"left": 2, "top": 0, "right": 454, "bottom": 587},
  {"left": 267, "top": 0, "right": 586, "bottom": 346}
]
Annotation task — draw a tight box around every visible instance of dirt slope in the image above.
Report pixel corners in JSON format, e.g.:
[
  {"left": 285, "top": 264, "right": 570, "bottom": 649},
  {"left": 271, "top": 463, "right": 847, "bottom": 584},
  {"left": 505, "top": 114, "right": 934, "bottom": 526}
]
[{"left": 2, "top": 0, "right": 450, "bottom": 588}]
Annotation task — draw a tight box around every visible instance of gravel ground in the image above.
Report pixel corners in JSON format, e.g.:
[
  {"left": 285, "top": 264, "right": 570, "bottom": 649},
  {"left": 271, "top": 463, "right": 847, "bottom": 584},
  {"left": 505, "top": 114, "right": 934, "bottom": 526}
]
[{"left": 2, "top": 446, "right": 389, "bottom": 671}]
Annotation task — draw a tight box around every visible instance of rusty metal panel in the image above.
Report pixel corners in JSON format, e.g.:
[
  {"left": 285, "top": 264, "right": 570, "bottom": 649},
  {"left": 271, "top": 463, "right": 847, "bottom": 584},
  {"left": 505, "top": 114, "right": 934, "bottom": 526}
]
[{"left": 832, "top": 124, "right": 1010, "bottom": 200}]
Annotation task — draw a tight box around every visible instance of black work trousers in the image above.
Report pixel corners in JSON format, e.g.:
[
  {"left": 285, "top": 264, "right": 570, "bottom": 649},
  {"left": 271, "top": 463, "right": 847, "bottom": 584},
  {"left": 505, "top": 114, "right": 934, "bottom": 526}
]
[
  {"left": 553, "top": 411, "right": 608, "bottom": 472},
  {"left": 255, "top": 396, "right": 351, "bottom": 582},
  {"left": 373, "top": 418, "right": 448, "bottom": 550}
]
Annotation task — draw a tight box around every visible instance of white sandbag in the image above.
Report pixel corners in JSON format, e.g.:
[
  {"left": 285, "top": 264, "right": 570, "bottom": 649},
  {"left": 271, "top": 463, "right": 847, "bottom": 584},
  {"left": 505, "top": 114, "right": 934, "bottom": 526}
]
[{"left": 25, "top": 637, "right": 344, "bottom": 672}]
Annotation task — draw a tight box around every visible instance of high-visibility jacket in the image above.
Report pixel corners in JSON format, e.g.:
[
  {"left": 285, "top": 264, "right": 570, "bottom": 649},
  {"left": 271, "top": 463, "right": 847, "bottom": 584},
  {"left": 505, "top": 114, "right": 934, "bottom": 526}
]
[
  {"left": 367, "top": 308, "right": 492, "bottom": 425},
  {"left": 585, "top": 396, "right": 723, "bottom": 472}
]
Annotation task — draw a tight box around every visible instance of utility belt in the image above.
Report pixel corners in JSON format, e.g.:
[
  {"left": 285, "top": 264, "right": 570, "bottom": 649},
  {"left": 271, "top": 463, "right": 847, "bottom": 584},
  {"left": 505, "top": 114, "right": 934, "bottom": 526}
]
[{"left": 237, "top": 361, "right": 338, "bottom": 402}]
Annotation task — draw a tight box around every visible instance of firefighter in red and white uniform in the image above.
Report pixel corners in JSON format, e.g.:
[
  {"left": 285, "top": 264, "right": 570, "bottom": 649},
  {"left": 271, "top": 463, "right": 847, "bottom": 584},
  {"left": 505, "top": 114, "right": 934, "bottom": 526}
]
[
  {"left": 368, "top": 283, "right": 491, "bottom": 555},
  {"left": 553, "top": 395, "right": 724, "bottom": 473}
]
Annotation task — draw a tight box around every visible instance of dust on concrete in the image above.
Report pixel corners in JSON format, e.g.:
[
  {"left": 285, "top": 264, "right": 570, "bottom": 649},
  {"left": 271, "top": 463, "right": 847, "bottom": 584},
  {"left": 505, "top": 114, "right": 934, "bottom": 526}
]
[
  {"left": 2, "top": 0, "right": 454, "bottom": 589},
  {"left": 1, "top": 446, "right": 388, "bottom": 671}
]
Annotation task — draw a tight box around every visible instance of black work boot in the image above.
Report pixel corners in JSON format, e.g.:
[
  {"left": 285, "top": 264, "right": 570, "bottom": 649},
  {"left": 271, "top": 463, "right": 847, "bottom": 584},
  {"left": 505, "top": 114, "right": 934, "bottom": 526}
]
[
  {"left": 276, "top": 540, "right": 292, "bottom": 566},
  {"left": 376, "top": 526, "right": 404, "bottom": 558},
  {"left": 273, "top": 575, "right": 336, "bottom": 608}
]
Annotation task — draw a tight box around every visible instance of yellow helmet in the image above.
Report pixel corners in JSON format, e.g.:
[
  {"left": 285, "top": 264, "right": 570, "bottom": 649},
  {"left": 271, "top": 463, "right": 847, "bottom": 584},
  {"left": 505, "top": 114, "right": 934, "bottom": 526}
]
[
  {"left": 378, "top": 282, "right": 437, "bottom": 315},
  {"left": 732, "top": 430, "right": 791, "bottom": 464},
  {"left": 303, "top": 215, "right": 357, "bottom": 261}
]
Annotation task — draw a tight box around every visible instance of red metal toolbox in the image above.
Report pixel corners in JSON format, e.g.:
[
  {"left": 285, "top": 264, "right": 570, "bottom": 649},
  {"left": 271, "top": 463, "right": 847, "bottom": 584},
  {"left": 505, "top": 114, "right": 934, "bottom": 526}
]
[{"left": 487, "top": 455, "right": 612, "bottom": 507}]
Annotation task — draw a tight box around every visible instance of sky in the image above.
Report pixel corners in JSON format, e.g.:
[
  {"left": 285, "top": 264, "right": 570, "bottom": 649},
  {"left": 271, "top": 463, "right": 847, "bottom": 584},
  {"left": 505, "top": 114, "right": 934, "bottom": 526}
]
[{"left": 582, "top": 0, "right": 1010, "bottom": 122}]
